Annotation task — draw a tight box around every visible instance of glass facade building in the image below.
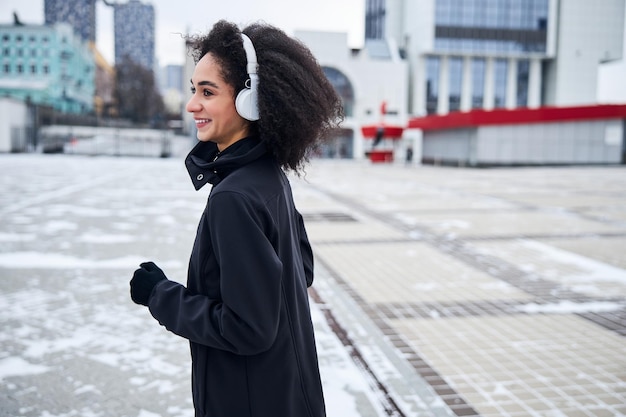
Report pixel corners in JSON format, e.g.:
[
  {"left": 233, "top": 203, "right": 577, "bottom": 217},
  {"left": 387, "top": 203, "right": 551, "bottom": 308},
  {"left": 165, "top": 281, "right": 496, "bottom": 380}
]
[
  {"left": 113, "top": 0, "right": 155, "bottom": 70},
  {"left": 365, "top": 0, "right": 386, "bottom": 40},
  {"left": 425, "top": 0, "right": 549, "bottom": 114},
  {"left": 433, "top": 0, "right": 549, "bottom": 54},
  {"left": 44, "top": 0, "right": 97, "bottom": 43},
  {"left": 358, "top": 0, "right": 621, "bottom": 115}
]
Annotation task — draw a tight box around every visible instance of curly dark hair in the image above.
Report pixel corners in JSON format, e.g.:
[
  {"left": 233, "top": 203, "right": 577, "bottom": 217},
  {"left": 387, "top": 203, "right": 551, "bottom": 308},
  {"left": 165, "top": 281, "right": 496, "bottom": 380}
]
[{"left": 186, "top": 20, "right": 344, "bottom": 172}]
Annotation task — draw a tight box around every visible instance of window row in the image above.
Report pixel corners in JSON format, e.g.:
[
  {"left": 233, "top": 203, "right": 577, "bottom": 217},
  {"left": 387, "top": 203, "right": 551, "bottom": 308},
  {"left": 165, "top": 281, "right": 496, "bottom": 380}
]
[
  {"left": 1, "top": 34, "right": 51, "bottom": 43},
  {"left": 435, "top": 0, "right": 549, "bottom": 30},
  {"left": 2, "top": 62, "right": 51, "bottom": 74},
  {"left": 434, "top": 37, "right": 547, "bottom": 53},
  {"left": 426, "top": 56, "right": 531, "bottom": 114},
  {"left": 2, "top": 48, "right": 52, "bottom": 58}
]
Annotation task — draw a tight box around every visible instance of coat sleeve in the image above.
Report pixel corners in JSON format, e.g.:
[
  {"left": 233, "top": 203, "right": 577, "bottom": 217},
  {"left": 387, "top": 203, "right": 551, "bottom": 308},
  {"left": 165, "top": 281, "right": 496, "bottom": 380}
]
[{"left": 148, "top": 191, "right": 283, "bottom": 355}]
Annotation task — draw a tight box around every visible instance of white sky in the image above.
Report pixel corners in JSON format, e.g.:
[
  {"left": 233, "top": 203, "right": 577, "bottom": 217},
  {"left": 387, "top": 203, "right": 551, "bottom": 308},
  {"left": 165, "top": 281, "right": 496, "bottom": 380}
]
[
  {"left": 0, "top": 0, "right": 624, "bottom": 102},
  {"left": 0, "top": 0, "right": 366, "bottom": 66}
]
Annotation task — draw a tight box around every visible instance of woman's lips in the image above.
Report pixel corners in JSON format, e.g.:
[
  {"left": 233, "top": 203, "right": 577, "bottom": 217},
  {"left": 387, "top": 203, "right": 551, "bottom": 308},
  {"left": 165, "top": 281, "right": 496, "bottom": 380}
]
[{"left": 195, "top": 119, "right": 210, "bottom": 128}]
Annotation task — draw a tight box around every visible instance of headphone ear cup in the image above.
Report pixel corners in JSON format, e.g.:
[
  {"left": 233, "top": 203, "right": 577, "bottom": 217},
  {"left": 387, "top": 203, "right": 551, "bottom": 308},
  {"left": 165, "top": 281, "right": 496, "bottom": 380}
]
[{"left": 235, "top": 87, "right": 259, "bottom": 121}]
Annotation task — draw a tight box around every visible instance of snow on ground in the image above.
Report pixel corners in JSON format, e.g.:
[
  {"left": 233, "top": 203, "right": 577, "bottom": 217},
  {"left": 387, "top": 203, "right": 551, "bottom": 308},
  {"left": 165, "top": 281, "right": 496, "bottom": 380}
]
[{"left": 0, "top": 154, "right": 386, "bottom": 417}]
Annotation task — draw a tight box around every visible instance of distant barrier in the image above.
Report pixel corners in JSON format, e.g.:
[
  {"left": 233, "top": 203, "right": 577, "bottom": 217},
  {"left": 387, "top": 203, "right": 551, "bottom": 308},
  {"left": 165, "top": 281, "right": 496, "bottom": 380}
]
[{"left": 39, "top": 125, "right": 193, "bottom": 158}]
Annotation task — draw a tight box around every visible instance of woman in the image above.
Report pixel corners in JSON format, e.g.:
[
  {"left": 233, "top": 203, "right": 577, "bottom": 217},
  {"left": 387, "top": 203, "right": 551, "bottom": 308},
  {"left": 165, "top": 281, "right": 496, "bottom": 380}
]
[{"left": 129, "top": 20, "right": 343, "bottom": 417}]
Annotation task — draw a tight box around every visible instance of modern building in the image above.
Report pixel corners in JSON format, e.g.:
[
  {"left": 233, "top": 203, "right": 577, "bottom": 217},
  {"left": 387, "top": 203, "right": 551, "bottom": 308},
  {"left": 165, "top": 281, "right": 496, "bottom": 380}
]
[
  {"left": 410, "top": 104, "right": 626, "bottom": 166},
  {"left": 44, "top": 0, "right": 97, "bottom": 43},
  {"left": 91, "top": 43, "right": 115, "bottom": 118},
  {"left": 113, "top": 0, "right": 155, "bottom": 71},
  {"left": 291, "top": 31, "right": 409, "bottom": 159},
  {"left": 367, "top": 0, "right": 625, "bottom": 116},
  {"left": 160, "top": 64, "right": 184, "bottom": 116},
  {"left": 182, "top": 30, "right": 408, "bottom": 158},
  {"left": 0, "top": 22, "right": 95, "bottom": 114},
  {"left": 161, "top": 64, "right": 183, "bottom": 93}
]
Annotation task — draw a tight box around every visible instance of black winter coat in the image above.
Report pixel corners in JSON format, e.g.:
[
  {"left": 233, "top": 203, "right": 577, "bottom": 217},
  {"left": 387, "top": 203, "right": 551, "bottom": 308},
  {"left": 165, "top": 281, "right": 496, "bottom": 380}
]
[{"left": 148, "top": 137, "right": 326, "bottom": 417}]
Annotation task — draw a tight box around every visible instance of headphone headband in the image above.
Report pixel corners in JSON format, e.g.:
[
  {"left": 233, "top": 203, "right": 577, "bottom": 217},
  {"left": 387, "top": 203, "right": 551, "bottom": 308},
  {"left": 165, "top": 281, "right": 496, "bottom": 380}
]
[
  {"left": 241, "top": 33, "right": 258, "bottom": 75},
  {"left": 235, "top": 33, "right": 260, "bottom": 121}
]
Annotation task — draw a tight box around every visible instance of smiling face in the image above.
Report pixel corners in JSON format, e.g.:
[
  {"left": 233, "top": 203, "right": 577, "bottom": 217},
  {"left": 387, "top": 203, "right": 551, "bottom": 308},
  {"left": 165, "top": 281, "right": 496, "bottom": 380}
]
[{"left": 186, "top": 53, "right": 250, "bottom": 150}]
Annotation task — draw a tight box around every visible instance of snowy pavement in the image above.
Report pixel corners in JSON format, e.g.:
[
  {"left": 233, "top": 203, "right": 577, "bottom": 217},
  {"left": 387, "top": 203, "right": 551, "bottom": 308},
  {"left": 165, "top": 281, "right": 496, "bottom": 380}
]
[{"left": 1, "top": 153, "right": 625, "bottom": 417}]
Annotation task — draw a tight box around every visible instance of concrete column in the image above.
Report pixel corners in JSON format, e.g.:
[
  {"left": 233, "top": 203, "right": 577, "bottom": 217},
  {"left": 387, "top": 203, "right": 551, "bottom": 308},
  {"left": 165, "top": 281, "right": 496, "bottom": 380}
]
[
  {"left": 437, "top": 55, "right": 449, "bottom": 115},
  {"left": 483, "top": 57, "right": 495, "bottom": 110},
  {"left": 460, "top": 56, "right": 473, "bottom": 111},
  {"left": 506, "top": 57, "right": 518, "bottom": 109},
  {"left": 413, "top": 55, "right": 427, "bottom": 115},
  {"left": 528, "top": 57, "right": 542, "bottom": 108}
]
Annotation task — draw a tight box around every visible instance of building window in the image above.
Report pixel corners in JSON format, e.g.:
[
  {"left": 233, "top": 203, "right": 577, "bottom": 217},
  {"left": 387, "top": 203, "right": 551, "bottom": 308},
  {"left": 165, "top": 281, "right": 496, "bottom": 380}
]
[
  {"left": 2, "top": 34, "right": 9, "bottom": 42},
  {"left": 365, "top": 0, "right": 387, "bottom": 40},
  {"left": 426, "top": 56, "right": 440, "bottom": 115},
  {"left": 449, "top": 57, "right": 463, "bottom": 112},
  {"left": 2, "top": 63, "right": 9, "bottom": 73},
  {"left": 16, "top": 35, "right": 23, "bottom": 43},
  {"left": 2, "top": 48, "right": 9, "bottom": 56},
  {"left": 516, "top": 59, "right": 530, "bottom": 107},
  {"left": 43, "top": 65, "right": 50, "bottom": 74},
  {"left": 30, "top": 64, "right": 37, "bottom": 74},
  {"left": 434, "top": 0, "right": 549, "bottom": 54},
  {"left": 472, "top": 58, "right": 486, "bottom": 108},
  {"left": 494, "top": 58, "right": 507, "bottom": 108},
  {"left": 17, "top": 64, "right": 24, "bottom": 73},
  {"left": 322, "top": 66, "right": 355, "bottom": 117}
]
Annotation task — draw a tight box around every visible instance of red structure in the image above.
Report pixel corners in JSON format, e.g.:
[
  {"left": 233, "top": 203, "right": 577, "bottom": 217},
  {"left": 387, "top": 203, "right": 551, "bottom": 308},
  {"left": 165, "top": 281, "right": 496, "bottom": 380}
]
[
  {"left": 408, "top": 104, "right": 626, "bottom": 130},
  {"left": 362, "top": 101, "right": 405, "bottom": 162}
]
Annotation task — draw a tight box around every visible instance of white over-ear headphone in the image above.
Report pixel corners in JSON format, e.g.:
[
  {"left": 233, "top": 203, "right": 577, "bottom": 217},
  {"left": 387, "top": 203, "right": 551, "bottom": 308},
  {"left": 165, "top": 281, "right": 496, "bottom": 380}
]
[{"left": 235, "top": 33, "right": 260, "bottom": 121}]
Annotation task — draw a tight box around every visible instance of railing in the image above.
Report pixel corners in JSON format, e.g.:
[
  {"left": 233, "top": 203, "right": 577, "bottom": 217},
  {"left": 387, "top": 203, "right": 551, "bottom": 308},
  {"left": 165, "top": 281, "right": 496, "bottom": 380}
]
[{"left": 39, "top": 125, "right": 194, "bottom": 158}]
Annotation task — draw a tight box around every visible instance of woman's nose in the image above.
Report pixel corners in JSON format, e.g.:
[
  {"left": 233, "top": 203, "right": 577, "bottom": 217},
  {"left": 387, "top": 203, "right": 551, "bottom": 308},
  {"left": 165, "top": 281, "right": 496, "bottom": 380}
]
[{"left": 186, "top": 96, "right": 200, "bottom": 113}]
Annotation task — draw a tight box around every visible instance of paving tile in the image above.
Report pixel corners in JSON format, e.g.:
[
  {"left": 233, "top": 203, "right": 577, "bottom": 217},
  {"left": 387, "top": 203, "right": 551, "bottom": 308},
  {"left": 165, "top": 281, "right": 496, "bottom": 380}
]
[
  {"left": 4, "top": 156, "right": 625, "bottom": 417},
  {"left": 469, "top": 238, "right": 626, "bottom": 298},
  {"left": 399, "top": 209, "right": 625, "bottom": 239},
  {"left": 390, "top": 314, "right": 626, "bottom": 417},
  {"left": 536, "top": 235, "right": 626, "bottom": 270},
  {"left": 313, "top": 241, "right": 532, "bottom": 304},
  {"left": 306, "top": 220, "right": 406, "bottom": 242}
]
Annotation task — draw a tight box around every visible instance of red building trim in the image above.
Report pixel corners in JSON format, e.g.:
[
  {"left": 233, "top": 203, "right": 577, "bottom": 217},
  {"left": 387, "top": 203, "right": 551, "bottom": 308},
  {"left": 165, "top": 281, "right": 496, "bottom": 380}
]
[
  {"left": 408, "top": 104, "right": 626, "bottom": 131},
  {"left": 361, "top": 124, "right": 405, "bottom": 139}
]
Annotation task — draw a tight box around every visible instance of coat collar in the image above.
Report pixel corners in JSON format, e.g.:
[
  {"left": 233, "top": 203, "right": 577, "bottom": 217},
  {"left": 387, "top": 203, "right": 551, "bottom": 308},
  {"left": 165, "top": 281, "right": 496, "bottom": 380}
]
[{"left": 185, "top": 137, "right": 268, "bottom": 190}]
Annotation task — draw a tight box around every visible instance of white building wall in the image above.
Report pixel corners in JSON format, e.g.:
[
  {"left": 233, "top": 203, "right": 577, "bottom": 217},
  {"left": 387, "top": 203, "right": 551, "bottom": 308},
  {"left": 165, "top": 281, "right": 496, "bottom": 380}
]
[
  {"left": 545, "top": 0, "right": 625, "bottom": 106},
  {"left": 296, "top": 31, "right": 409, "bottom": 160},
  {"left": 0, "top": 98, "right": 29, "bottom": 153},
  {"left": 384, "top": 0, "right": 406, "bottom": 50},
  {"left": 421, "top": 119, "right": 623, "bottom": 166},
  {"left": 402, "top": 0, "right": 436, "bottom": 115}
]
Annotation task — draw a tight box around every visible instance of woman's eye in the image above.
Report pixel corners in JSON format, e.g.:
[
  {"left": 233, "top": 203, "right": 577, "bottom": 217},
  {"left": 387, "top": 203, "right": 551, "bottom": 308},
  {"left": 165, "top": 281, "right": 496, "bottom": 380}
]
[
  {"left": 202, "top": 89, "right": 212, "bottom": 97},
  {"left": 190, "top": 87, "right": 196, "bottom": 94}
]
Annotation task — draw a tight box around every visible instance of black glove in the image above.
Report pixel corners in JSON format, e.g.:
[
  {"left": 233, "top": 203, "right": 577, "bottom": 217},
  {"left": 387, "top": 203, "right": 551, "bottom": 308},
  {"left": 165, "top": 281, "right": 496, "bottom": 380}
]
[{"left": 130, "top": 262, "right": 167, "bottom": 306}]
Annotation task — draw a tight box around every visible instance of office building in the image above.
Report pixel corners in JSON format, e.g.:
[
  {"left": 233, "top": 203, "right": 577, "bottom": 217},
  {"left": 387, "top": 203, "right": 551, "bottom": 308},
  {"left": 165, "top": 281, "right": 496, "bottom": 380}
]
[
  {"left": 113, "top": 0, "right": 155, "bottom": 70},
  {"left": 44, "top": 0, "right": 97, "bottom": 42},
  {"left": 367, "top": 0, "right": 625, "bottom": 115},
  {"left": 160, "top": 64, "right": 184, "bottom": 116},
  {"left": 295, "top": 30, "right": 408, "bottom": 159},
  {"left": 0, "top": 22, "right": 95, "bottom": 114},
  {"left": 294, "top": 1, "right": 625, "bottom": 165}
]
